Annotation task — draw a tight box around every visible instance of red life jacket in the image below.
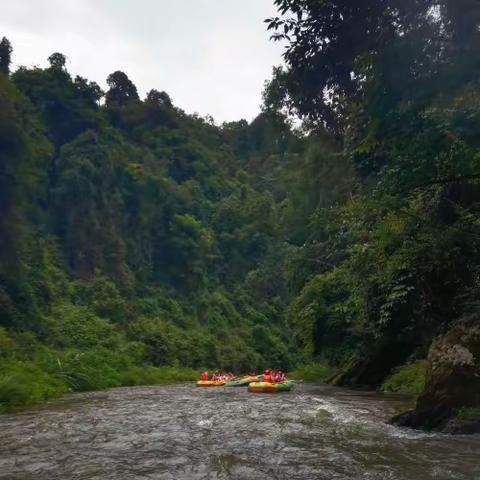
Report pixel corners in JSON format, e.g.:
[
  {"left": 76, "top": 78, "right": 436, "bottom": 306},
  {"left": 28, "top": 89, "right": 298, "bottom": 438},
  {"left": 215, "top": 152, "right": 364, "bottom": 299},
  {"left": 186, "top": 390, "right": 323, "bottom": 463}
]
[
  {"left": 200, "top": 372, "right": 208, "bottom": 381},
  {"left": 264, "top": 373, "right": 272, "bottom": 383}
]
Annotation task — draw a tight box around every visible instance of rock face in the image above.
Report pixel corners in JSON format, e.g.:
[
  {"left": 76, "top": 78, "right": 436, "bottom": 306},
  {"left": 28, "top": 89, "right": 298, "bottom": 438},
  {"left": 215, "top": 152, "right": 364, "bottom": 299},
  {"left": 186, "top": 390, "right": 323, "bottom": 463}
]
[{"left": 390, "top": 314, "right": 480, "bottom": 434}]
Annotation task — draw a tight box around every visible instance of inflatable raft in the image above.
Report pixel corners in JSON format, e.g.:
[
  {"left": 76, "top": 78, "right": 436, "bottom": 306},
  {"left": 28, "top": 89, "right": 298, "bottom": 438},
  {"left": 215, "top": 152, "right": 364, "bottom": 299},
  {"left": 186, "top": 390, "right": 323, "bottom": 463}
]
[
  {"left": 225, "top": 376, "right": 262, "bottom": 387},
  {"left": 248, "top": 381, "right": 293, "bottom": 393},
  {"left": 196, "top": 380, "right": 225, "bottom": 387}
]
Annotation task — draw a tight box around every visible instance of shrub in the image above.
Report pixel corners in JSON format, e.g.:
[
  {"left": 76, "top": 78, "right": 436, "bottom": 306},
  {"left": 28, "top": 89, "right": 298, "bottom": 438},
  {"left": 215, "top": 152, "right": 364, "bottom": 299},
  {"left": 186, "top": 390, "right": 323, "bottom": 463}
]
[
  {"left": 456, "top": 407, "right": 480, "bottom": 421},
  {"left": 71, "top": 276, "right": 127, "bottom": 322},
  {"left": 0, "top": 327, "right": 18, "bottom": 357},
  {"left": 42, "top": 303, "right": 120, "bottom": 349},
  {"left": 0, "top": 359, "right": 67, "bottom": 411},
  {"left": 381, "top": 360, "right": 427, "bottom": 395},
  {"left": 288, "top": 267, "right": 361, "bottom": 363},
  {"left": 36, "top": 347, "right": 131, "bottom": 391},
  {"left": 127, "top": 317, "right": 175, "bottom": 366}
]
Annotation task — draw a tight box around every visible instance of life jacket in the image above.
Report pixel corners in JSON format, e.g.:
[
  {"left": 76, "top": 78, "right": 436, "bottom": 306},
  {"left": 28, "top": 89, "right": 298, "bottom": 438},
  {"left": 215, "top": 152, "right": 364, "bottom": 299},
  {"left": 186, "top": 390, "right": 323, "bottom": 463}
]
[
  {"left": 200, "top": 372, "right": 208, "bottom": 381},
  {"left": 264, "top": 373, "right": 273, "bottom": 383}
]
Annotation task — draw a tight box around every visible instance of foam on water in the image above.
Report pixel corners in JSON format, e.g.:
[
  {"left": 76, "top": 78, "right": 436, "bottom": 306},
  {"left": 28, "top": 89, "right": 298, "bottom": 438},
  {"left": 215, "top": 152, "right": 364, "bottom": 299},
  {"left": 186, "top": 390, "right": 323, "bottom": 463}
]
[{"left": 0, "top": 383, "right": 478, "bottom": 480}]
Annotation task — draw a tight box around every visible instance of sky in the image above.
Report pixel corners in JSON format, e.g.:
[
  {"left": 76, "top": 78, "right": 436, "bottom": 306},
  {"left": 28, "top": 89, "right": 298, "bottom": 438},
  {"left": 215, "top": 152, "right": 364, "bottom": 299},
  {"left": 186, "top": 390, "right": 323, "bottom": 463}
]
[{"left": 1, "top": 0, "right": 286, "bottom": 124}]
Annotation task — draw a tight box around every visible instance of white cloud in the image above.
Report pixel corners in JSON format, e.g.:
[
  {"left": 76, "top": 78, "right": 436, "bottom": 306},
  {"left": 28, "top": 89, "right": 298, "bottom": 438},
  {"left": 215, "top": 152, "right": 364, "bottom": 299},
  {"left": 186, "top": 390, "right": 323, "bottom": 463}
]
[{"left": 0, "top": 0, "right": 285, "bottom": 123}]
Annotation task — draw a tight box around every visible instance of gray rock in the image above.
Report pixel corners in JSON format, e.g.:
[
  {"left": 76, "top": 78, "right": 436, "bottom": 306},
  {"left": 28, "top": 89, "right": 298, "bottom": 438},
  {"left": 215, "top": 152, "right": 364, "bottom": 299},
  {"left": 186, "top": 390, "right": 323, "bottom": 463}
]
[
  {"left": 389, "top": 314, "right": 480, "bottom": 434},
  {"left": 442, "top": 419, "right": 480, "bottom": 435}
]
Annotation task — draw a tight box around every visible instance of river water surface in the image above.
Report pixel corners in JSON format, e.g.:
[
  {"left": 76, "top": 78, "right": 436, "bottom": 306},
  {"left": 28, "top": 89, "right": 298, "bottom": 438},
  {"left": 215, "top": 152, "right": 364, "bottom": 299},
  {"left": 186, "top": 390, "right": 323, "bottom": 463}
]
[{"left": 0, "top": 383, "right": 479, "bottom": 479}]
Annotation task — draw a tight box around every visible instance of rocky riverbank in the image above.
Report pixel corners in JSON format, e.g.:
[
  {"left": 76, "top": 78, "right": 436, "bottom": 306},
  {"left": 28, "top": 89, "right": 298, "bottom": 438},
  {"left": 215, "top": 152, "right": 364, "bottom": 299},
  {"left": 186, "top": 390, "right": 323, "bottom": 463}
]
[{"left": 390, "top": 315, "right": 480, "bottom": 434}]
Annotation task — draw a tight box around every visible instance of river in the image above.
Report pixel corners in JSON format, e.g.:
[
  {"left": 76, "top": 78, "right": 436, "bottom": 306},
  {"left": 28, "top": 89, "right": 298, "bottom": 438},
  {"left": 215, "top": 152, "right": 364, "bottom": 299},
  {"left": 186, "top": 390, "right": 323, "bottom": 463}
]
[{"left": 0, "top": 383, "right": 479, "bottom": 479}]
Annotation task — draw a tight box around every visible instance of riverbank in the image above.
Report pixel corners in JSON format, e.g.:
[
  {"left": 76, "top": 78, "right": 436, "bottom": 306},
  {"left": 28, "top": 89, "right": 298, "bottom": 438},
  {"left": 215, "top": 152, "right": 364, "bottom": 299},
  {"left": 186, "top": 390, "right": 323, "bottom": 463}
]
[
  {"left": 289, "top": 360, "right": 427, "bottom": 395},
  {"left": 2, "top": 360, "right": 333, "bottom": 414},
  {"left": 0, "top": 357, "right": 199, "bottom": 413},
  {"left": 388, "top": 317, "right": 480, "bottom": 434}
]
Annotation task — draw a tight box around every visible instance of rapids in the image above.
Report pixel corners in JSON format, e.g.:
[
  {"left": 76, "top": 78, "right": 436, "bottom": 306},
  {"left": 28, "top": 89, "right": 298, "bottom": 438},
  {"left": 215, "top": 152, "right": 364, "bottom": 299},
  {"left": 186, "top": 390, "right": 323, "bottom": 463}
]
[{"left": 0, "top": 383, "right": 478, "bottom": 479}]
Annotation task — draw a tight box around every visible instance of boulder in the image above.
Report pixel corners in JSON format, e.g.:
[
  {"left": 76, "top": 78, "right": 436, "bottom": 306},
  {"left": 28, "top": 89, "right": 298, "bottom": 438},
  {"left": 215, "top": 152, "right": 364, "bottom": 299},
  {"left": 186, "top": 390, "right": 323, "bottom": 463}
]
[{"left": 390, "top": 314, "right": 480, "bottom": 433}]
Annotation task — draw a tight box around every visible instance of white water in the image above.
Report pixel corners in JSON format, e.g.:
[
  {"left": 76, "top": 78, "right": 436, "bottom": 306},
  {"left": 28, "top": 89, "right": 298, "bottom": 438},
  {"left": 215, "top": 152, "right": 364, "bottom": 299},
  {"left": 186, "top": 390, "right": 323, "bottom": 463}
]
[{"left": 0, "top": 383, "right": 478, "bottom": 479}]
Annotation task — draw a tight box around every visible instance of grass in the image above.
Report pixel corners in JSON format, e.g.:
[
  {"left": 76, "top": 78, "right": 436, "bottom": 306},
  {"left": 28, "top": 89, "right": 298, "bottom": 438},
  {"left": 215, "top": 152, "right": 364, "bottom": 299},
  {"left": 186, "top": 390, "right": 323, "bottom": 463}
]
[
  {"left": 381, "top": 360, "right": 427, "bottom": 395},
  {"left": 289, "top": 362, "right": 337, "bottom": 382},
  {"left": 121, "top": 366, "right": 200, "bottom": 386},
  {"left": 455, "top": 407, "right": 480, "bottom": 421},
  {"left": 0, "top": 353, "right": 201, "bottom": 413},
  {"left": 0, "top": 359, "right": 68, "bottom": 413}
]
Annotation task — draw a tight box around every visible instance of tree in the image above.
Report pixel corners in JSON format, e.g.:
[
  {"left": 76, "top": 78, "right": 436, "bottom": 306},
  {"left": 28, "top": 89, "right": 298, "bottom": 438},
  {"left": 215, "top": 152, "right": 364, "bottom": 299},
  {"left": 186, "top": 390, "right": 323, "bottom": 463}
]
[
  {"left": 0, "top": 37, "right": 12, "bottom": 75},
  {"left": 266, "top": 0, "right": 480, "bottom": 133},
  {"left": 146, "top": 89, "right": 172, "bottom": 108},
  {"left": 74, "top": 75, "right": 104, "bottom": 103},
  {"left": 105, "top": 70, "right": 139, "bottom": 106},
  {"left": 265, "top": 0, "right": 480, "bottom": 392},
  {"left": 48, "top": 52, "right": 67, "bottom": 70},
  {"left": 13, "top": 62, "right": 102, "bottom": 146}
]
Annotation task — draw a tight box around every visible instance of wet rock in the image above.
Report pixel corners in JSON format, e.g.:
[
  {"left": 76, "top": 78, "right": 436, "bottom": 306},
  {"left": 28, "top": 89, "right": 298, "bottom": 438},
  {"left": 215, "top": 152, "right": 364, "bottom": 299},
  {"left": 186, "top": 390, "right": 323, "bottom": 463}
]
[
  {"left": 390, "top": 314, "right": 480, "bottom": 434},
  {"left": 442, "top": 419, "right": 480, "bottom": 435}
]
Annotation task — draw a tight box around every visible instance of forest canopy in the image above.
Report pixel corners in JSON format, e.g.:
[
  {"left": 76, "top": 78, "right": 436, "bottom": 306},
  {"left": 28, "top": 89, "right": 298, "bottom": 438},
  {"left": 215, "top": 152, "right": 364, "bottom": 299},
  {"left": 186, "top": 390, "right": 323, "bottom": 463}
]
[{"left": 1, "top": 0, "right": 480, "bottom": 408}]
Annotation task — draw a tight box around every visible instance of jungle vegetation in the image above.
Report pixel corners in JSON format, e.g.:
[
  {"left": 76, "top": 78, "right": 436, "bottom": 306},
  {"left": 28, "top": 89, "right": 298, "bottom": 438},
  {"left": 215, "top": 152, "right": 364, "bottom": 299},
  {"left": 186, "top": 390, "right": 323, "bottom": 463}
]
[{"left": 1, "top": 0, "right": 480, "bottom": 408}]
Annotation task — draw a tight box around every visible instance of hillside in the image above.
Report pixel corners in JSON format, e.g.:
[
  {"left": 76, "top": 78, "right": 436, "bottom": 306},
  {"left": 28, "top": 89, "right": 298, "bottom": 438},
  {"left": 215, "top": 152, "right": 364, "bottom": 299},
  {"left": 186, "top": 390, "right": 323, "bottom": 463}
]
[
  {"left": 0, "top": 46, "right": 308, "bottom": 406},
  {"left": 1, "top": 0, "right": 480, "bottom": 432}
]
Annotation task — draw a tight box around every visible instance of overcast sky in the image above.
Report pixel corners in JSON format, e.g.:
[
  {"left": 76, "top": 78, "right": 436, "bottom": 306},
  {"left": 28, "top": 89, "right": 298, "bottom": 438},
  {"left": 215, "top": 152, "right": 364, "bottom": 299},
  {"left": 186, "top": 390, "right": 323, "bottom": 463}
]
[{"left": 1, "top": 0, "right": 285, "bottom": 123}]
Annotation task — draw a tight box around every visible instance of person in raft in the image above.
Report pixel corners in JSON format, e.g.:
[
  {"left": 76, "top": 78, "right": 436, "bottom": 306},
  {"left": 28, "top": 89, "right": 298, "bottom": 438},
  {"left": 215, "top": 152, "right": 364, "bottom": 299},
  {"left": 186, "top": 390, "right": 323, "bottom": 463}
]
[
  {"left": 263, "top": 369, "right": 274, "bottom": 383},
  {"left": 200, "top": 371, "right": 208, "bottom": 381},
  {"left": 274, "top": 370, "right": 286, "bottom": 382}
]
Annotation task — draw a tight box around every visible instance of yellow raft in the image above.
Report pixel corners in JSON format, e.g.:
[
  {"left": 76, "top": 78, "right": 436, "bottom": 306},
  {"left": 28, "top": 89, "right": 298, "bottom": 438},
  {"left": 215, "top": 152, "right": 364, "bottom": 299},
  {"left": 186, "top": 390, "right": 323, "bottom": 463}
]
[
  {"left": 248, "top": 381, "right": 293, "bottom": 393},
  {"left": 225, "top": 376, "right": 262, "bottom": 387},
  {"left": 196, "top": 380, "right": 225, "bottom": 387}
]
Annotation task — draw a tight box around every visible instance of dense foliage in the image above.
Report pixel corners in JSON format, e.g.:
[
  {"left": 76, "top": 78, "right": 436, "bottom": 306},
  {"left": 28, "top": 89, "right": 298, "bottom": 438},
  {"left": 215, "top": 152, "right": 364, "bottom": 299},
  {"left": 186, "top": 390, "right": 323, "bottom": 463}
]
[
  {"left": 1, "top": 0, "right": 479, "bottom": 408},
  {"left": 266, "top": 0, "right": 480, "bottom": 387},
  {"left": 0, "top": 40, "right": 307, "bottom": 409}
]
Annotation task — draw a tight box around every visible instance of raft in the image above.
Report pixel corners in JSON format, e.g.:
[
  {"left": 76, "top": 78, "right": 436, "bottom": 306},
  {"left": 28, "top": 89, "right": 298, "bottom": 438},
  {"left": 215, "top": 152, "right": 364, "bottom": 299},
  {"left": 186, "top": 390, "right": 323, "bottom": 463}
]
[
  {"left": 248, "top": 381, "right": 293, "bottom": 393},
  {"left": 225, "top": 376, "right": 262, "bottom": 387},
  {"left": 196, "top": 380, "right": 225, "bottom": 387}
]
